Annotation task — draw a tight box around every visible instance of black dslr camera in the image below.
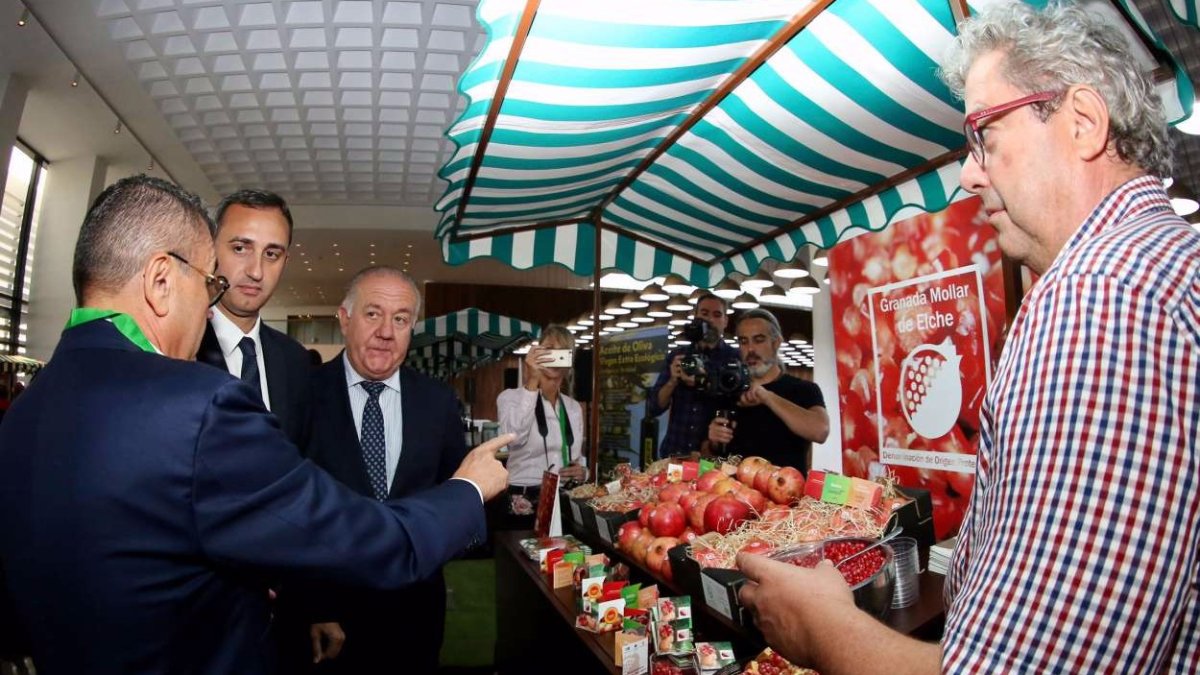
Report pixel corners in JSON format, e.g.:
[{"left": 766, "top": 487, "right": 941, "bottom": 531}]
[{"left": 677, "top": 318, "right": 751, "bottom": 401}]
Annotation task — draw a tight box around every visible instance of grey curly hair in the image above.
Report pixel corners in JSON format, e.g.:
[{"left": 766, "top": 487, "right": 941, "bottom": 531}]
[{"left": 939, "top": 1, "right": 1171, "bottom": 178}]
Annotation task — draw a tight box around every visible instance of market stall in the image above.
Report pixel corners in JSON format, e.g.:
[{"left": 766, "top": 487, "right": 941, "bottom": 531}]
[
  {"left": 405, "top": 307, "right": 540, "bottom": 379},
  {"left": 431, "top": 0, "right": 1193, "bottom": 474}
]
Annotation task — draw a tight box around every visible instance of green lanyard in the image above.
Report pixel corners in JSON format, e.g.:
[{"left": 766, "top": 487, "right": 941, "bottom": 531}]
[
  {"left": 64, "top": 308, "right": 158, "bottom": 354},
  {"left": 556, "top": 399, "right": 570, "bottom": 468}
]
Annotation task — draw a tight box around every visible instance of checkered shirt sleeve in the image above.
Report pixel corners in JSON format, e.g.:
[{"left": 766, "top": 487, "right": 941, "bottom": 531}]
[{"left": 942, "top": 177, "right": 1200, "bottom": 672}]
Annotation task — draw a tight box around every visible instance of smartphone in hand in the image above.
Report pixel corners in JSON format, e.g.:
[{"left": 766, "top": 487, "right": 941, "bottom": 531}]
[{"left": 543, "top": 349, "right": 573, "bottom": 368}]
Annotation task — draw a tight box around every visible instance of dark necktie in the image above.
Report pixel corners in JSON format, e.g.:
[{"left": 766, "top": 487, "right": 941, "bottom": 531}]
[
  {"left": 361, "top": 381, "right": 388, "bottom": 500},
  {"left": 237, "top": 337, "right": 262, "bottom": 404}
]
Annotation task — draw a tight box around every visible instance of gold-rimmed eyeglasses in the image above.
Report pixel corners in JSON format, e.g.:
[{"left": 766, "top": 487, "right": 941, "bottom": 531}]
[
  {"left": 963, "top": 91, "right": 1060, "bottom": 166},
  {"left": 167, "top": 251, "right": 230, "bottom": 307}
]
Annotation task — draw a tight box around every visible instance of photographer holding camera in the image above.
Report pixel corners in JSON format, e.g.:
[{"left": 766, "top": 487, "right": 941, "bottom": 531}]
[
  {"left": 648, "top": 293, "right": 741, "bottom": 456},
  {"left": 707, "top": 308, "right": 829, "bottom": 473},
  {"left": 496, "top": 325, "right": 587, "bottom": 527}
]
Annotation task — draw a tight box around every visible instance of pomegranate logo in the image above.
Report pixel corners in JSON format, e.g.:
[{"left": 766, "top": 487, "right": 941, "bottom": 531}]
[{"left": 898, "top": 337, "right": 962, "bottom": 439}]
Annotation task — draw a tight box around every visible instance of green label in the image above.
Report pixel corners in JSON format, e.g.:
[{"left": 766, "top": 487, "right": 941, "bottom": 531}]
[{"left": 822, "top": 474, "right": 852, "bottom": 505}]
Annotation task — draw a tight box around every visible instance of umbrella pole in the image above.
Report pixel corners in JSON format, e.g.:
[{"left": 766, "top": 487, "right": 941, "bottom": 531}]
[{"left": 589, "top": 218, "right": 602, "bottom": 481}]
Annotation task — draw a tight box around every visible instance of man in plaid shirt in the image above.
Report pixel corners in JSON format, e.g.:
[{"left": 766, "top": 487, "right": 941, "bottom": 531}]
[{"left": 736, "top": 3, "right": 1199, "bottom": 673}]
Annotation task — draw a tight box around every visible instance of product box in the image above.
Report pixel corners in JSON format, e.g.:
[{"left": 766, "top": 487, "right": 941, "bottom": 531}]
[
  {"left": 694, "top": 642, "right": 737, "bottom": 673},
  {"left": 651, "top": 596, "right": 694, "bottom": 656}
]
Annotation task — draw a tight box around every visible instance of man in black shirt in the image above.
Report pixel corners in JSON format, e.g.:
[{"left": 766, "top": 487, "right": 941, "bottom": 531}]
[
  {"left": 707, "top": 308, "right": 828, "bottom": 473},
  {"left": 648, "top": 293, "right": 740, "bottom": 456}
]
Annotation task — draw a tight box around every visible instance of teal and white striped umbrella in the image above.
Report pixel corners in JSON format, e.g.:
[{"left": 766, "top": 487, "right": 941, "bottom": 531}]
[
  {"left": 406, "top": 308, "right": 540, "bottom": 378},
  {"left": 1167, "top": 0, "right": 1199, "bottom": 28},
  {"left": 436, "top": 0, "right": 1193, "bottom": 287}
]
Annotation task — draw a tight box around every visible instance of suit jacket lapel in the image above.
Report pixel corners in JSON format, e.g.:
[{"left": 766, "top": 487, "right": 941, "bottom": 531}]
[
  {"left": 196, "top": 322, "right": 225, "bottom": 371},
  {"left": 390, "top": 369, "right": 422, "bottom": 498},
  {"left": 259, "top": 328, "right": 290, "bottom": 431},
  {"left": 324, "top": 355, "right": 376, "bottom": 497}
]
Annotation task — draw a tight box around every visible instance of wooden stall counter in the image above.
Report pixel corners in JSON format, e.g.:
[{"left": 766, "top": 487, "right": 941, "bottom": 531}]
[{"left": 493, "top": 529, "right": 945, "bottom": 674}]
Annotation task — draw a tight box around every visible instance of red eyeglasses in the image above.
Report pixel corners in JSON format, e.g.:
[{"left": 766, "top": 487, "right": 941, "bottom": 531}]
[{"left": 963, "top": 91, "right": 1060, "bottom": 166}]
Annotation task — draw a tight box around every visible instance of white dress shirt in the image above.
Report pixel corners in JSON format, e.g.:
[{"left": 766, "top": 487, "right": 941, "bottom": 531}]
[
  {"left": 496, "top": 387, "right": 585, "bottom": 488},
  {"left": 209, "top": 309, "right": 271, "bottom": 411},
  {"left": 343, "top": 353, "right": 404, "bottom": 489}
]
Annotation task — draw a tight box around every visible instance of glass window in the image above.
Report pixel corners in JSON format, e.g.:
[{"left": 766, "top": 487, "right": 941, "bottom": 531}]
[{"left": 0, "top": 143, "right": 47, "bottom": 354}]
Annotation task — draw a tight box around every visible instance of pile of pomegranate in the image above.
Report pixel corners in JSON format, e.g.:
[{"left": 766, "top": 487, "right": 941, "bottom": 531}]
[{"left": 614, "top": 456, "right": 805, "bottom": 580}]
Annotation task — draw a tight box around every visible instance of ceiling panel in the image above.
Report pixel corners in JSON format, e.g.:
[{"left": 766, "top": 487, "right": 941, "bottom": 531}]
[{"left": 89, "top": 0, "right": 485, "bottom": 206}]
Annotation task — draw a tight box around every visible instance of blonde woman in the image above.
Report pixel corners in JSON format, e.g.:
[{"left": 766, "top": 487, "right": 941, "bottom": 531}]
[{"left": 496, "top": 325, "right": 587, "bottom": 524}]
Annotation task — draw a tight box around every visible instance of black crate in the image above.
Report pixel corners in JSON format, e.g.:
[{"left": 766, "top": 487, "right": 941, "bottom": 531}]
[
  {"left": 592, "top": 509, "right": 638, "bottom": 546},
  {"left": 888, "top": 486, "right": 935, "bottom": 548},
  {"left": 667, "top": 544, "right": 701, "bottom": 598},
  {"left": 559, "top": 491, "right": 590, "bottom": 536},
  {"left": 698, "top": 567, "right": 751, "bottom": 628}
]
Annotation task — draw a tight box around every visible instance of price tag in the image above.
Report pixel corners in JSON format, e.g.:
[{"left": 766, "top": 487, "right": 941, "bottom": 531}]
[
  {"left": 701, "top": 574, "right": 733, "bottom": 621},
  {"left": 569, "top": 499, "right": 583, "bottom": 526},
  {"left": 605, "top": 479, "right": 622, "bottom": 495},
  {"left": 597, "top": 515, "right": 613, "bottom": 543}
]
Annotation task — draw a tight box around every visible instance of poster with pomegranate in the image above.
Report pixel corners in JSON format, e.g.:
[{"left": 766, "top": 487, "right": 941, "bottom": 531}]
[{"left": 828, "top": 196, "right": 1007, "bottom": 540}]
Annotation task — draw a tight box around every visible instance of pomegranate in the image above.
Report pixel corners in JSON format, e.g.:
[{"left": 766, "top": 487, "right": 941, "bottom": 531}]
[
  {"left": 644, "top": 536, "right": 679, "bottom": 575},
  {"left": 738, "top": 537, "right": 773, "bottom": 557},
  {"left": 752, "top": 464, "right": 778, "bottom": 494},
  {"left": 617, "top": 521, "right": 644, "bottom": 552},
  {"left": 766, "top": 466, "right": 805, "bottom": 505},
  {"left": 695, "top": 469, "right": 725, "bottom": 493},
  {"left": 647, "top": 502, "right": 686, "bottom": 538},
  {"left": 638, "top": 502, "right": 656, "bottom": 528},
  {"left": 736, "top": 456, "right": 771, "bottom": 486},
  {"left": 678, "top": 490, "right": 701, "bottom": 513},
  {"left": 704, "top": 495, "right": 751, "bottom": 534},
  {"left": 732, "top": 484, "right": 767, "bottom": 514},
  {"left": 688, "top": 493, "right": 716, "bottom": 531},
  {"left": 628, "top": 530, "right": 654, "bottom": 565},
  {"left": 658, "top": 482, "right": 690, "bottom": 505},
  {"left": 709, "top": 477, "right": 740, "bottom": 497}
]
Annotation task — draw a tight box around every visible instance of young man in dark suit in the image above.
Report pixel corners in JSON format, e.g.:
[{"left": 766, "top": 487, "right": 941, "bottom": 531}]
[
  {"left": 197, "top": 190, "right": 310, "bottom": 448},
  {"left": 0, "top": 175, "right": 512, "bottom": 675},
  {"left": 304, "top": 265, "right": 468, "bottom": 675},
  {"left": 195, "top": 190, "right": 340, "bottom": 669}
]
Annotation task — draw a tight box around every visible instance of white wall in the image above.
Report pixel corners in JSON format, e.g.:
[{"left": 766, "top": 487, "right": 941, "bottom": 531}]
[
  {"left": 0, "top": 71, "right": 26, "bottom": 193},
  {"left": 25, "top": 155, "right": 107, "bottom": 360},
  {"left": 810, "top": 281, "right": 843, "bottom": 473}
]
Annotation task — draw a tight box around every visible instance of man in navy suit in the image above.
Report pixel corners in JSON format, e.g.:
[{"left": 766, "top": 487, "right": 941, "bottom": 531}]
[
  {"left": 0, "top": 175, "right": 511, "bottom": 675},
  {"left": 194, "top": 189, "right": 342, "bottom": 668},
  {"left": 197, "top": 189, "right": 311, "bottom": 448},
  {"left": 304, "top": 265, "right": 470, "bottom": 674}
]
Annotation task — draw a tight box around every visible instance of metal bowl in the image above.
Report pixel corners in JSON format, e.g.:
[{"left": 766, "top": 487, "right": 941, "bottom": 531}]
[{"left": 825, "top": 536, "right": 896, "bottom": 619}]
